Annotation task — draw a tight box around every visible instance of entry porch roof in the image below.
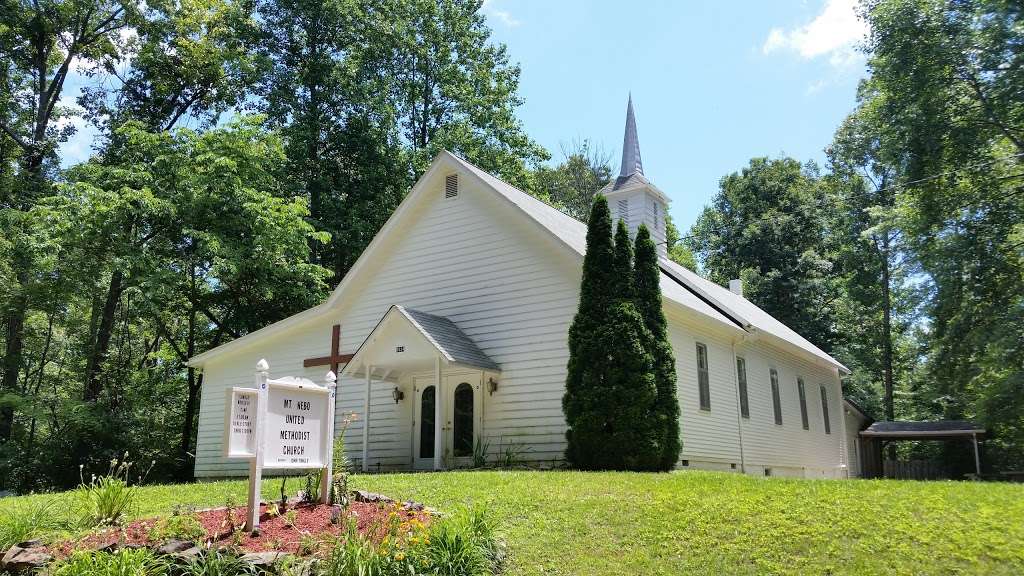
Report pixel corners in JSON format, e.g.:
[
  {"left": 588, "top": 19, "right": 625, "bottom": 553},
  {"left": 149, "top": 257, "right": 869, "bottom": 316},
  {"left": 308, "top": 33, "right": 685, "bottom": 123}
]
[{"left": 342, "top": 305, "right": 500, "bottom": 379}]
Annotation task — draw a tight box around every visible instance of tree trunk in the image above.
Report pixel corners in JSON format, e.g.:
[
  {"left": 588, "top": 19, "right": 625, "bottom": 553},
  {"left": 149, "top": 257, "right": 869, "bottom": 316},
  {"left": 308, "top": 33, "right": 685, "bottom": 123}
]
[
  {"left": 85, "top": 269, "right": 124, "bottom": 401},
  {"left": 880, "top": 233, "right": 897, "bottom": 460},
  {"left": 178, "top": 369, "right": 202, "bottom": 480},
  {"left": 0, "top": 266, "right": 29, "bottom": 442},
  {"left": 179, "top": 264, "right": 199, "bottom": 479}
]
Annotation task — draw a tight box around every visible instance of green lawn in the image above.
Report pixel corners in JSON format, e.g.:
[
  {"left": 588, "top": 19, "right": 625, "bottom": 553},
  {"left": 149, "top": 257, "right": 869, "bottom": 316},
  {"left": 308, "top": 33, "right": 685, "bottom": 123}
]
[{"left": 3, "top": 471, "right": 1023, "bottom": 575}]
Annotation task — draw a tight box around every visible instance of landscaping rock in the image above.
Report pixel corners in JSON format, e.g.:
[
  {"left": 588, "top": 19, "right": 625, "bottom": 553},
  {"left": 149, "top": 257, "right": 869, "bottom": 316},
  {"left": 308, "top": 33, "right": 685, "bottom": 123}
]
[
  {"left": 157, "top": 539, "right": 195, "bottom": 555},
  {"left": 2, "top": 541, "right": 53, "bottom": 574},
  {"left": 239, "top": 550, "right": 287, "bottom": 567},
  {"left": 352, "top": 490, "right": 394, "bottom": 504},
  {"left": 401, "top": 500, "right": 425, "bottom": 512},
  {"left": 170, "top": 546, "right": 204, "bottom": 562},
  {"left": 91, "top": 541, "right": 119, "bottom": 553}
]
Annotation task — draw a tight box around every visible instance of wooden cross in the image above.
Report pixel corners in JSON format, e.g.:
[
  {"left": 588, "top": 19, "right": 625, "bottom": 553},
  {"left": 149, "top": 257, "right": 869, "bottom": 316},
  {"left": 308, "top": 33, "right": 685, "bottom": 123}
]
[{"left": 303, "top": 324, "right": 353, "bottom": 374}]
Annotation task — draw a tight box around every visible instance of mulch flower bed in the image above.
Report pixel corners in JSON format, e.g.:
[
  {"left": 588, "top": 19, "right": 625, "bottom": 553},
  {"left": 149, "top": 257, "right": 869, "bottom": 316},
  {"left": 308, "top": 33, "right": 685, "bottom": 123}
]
[{"left": 52, "top": 500, "right": 432, "bottom": 558}]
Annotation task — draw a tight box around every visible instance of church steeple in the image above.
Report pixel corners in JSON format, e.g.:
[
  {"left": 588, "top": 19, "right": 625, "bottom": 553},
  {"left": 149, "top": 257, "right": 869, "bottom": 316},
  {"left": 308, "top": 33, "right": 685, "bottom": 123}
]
[
  {"left": 619, "top": 94, "right": 643, "bottom": 178},
  {"left": 601, "top": 95, "right": 671, "bottom": 258}
]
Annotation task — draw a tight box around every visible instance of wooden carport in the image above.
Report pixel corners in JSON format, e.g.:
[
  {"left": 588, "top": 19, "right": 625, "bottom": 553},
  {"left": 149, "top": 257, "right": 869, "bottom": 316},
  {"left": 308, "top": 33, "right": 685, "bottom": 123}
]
[{"left": 859, "top": 421, "right": 986, "bottom": 479}]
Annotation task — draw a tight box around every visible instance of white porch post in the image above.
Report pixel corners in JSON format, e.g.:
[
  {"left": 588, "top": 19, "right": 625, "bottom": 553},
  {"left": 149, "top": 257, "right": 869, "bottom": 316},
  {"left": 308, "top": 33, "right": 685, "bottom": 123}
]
[
  {"left": 434, "top": 355, "right": 443, "bottom": 470},
  {"left": 362, "top": 365, "right": 372, "bottom": 472},
  {"left": 320, "top": 370, "right": 337, "bottom": 504}
]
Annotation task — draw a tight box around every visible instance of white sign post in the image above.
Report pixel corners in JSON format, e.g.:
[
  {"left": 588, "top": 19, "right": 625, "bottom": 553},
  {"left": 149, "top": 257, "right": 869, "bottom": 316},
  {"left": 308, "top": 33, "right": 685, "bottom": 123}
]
[{"left": 223, "top": 359, "right": 337, "bottom": 533}]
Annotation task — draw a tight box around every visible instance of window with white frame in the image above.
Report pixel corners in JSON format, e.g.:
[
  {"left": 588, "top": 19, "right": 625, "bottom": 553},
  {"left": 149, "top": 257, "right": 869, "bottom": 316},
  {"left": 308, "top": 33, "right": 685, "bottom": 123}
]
[
  {"left": 736, "top": 357, "right": 749, "bottom": 419},
  {"left": 820, "top": 385, "right": 831, "bottom": 434},
  {"left": 696, "top": 343, "right": 710, "bottom": 411},
  {"left": 797, "top": 377, "right": 809, "bottom": 430},
  {"left": 770, "top": 368, "right": 782, "bottom": 425}
]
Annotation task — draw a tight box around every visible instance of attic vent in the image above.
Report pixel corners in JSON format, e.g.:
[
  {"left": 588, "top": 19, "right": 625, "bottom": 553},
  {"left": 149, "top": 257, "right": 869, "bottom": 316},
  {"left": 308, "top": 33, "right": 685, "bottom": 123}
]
[
  {"left": 649, "top": 198, "right": 660, "bottom": 229},
  {"left": 395, "top": 346, "right": 405, "bottom": 353},
  {"left": 445, "top": 174, "right": 458, "bottom": 199}
]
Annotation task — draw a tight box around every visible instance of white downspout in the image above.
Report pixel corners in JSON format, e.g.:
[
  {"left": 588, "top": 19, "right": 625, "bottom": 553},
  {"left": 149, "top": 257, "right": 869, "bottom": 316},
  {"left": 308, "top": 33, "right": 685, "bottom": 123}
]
[
  {"left": 434, "top": 356, "right": 443, "bottom": 470},
  {"left": 362, "top": 365, "right": 372, "bottom": 472},
  {"left": 837, "top": 371, "right": 849, "bottom": 478}
]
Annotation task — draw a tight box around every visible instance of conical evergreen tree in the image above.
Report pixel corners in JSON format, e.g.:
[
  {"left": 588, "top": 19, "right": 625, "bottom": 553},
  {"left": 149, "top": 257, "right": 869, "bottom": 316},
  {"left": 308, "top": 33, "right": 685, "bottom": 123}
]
[
  {"left": 563, "top": 199, "right": 662, "bottom": 471},
  {"left": 613, "top": 220, "right": 635, "bottom": 299},
  {"left": 634, "top": 225, "right": 681, "bottom": 470},
  {"left": 563, "top": 196, "right": 616, "bottom": 467}
]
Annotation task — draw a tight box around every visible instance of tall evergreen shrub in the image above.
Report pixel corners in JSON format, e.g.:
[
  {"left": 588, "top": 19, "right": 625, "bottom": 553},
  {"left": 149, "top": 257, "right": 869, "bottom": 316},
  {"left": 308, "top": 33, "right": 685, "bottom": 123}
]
[
  {"left": 563, "top": 198, "right": 662, "bottom": 470},
  {"left": 634, "top": 225, "right": 682, "bottom": 469}
]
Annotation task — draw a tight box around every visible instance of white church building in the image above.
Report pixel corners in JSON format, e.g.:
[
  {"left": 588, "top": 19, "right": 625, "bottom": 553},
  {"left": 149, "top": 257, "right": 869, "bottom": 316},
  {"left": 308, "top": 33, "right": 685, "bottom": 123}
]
[{"left": 189, "top": 100, "right": 858, "bottom": 479}]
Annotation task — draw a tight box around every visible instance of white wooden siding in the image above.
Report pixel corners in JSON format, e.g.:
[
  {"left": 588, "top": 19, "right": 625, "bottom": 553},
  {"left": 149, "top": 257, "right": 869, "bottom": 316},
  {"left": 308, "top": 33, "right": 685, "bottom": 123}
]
[
  {"left": 607, "top": 189, "right": 666, "bottom": 250},
  {"left": 667, "top": 309, "right": 743, "bottom": 466},
  {"left": 194, "top": 167, "right": 581, "bottom": 477},
  {"left": 844, "top": 405, "right": 868, "bottom": 477},
  {"left": 731, "top": 340, "right": 845, "bottom": 477}
]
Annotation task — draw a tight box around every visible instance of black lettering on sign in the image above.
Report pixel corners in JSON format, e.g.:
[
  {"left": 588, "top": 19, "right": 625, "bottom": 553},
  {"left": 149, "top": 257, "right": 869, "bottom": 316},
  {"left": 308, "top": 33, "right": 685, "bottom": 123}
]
[{"left": 297, "top": 401, "right": 311, "bottom": 411}]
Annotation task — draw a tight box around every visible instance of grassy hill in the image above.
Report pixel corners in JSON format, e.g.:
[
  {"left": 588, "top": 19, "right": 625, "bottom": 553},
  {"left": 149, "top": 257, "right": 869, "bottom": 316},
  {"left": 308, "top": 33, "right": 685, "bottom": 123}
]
[{"left": 3, "top": 470, "right": 1023, "bottom": 575}]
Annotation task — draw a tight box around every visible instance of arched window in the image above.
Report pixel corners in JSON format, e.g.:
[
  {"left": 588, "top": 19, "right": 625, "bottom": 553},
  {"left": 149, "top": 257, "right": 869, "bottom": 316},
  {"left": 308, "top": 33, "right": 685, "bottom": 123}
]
[
  {"left": 453, "top": 383, "right": 474, "bottom": 457},
  {"left": 419, "top": 386, "right": 435, "bottom": 459}
]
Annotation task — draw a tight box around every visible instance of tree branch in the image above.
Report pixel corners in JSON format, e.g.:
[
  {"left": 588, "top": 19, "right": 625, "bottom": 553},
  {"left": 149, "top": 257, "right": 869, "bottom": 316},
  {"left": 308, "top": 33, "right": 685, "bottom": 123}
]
[{"left": 0, "top": 122, "right": 30, "bottom": 151}]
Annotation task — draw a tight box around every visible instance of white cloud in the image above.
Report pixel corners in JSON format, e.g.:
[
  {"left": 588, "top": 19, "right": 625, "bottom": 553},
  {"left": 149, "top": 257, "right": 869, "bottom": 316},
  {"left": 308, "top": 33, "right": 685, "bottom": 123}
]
[
  {"left": 481, "top": 0, "right": 520, "bottom": 28},
  {"left": 762, "top": 0, "right": 867, "bottom": 67}
]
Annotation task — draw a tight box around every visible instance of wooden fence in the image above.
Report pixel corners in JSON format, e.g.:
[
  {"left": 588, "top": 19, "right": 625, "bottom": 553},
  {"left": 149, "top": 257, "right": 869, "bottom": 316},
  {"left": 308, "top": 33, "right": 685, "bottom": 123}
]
[{"left": 883, "top": 459, "right": 948, "bottom": 480}]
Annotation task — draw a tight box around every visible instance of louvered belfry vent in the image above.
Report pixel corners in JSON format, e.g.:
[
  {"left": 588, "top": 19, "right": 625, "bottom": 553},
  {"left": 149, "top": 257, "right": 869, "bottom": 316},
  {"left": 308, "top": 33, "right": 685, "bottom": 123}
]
[
  {"left": 445, "top": 174, "right": 458, "bottom": 198},
  {"left": 617, "top": 198, "right": 629, "bottom": 226}
]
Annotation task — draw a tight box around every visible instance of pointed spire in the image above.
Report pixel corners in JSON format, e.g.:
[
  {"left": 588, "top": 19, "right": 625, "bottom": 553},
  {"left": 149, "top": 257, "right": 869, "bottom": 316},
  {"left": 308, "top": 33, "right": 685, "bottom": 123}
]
[{"left": 619, "top": 94, "right": 644, "bottom": 178}]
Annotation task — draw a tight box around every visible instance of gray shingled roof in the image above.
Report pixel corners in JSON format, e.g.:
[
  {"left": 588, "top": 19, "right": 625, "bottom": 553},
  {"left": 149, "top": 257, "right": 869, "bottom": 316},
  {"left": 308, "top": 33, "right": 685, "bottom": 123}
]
[
  {"left": 865, "top": 421, "right": 983, "bottom": 434},
  {"left": 603, "top": 172, "right": 653, "bottom": 193},
  {"left": 860, "top": 420, "right": 985, "bottom": 439},
  {"left": 398, "top": 306, "right": 500, "bottom": 371}
]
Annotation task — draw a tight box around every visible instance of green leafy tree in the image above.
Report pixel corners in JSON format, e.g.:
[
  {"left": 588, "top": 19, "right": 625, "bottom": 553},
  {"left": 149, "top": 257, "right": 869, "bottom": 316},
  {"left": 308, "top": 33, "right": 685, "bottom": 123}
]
[
  {"left": 0, "top": 118, "right": 331, "bottom": 487},
  {"left": 0, "top": 0, "right": 137, "bottom": 444},
  {"left": 827, "top": 101, "right": 921, "bottom": 434},
  {"left": 385, "top": 0, "right": 548, "bottom": 187},
  {"left": 563, "top": 197, "right": 661, "bottom": 471},
  {"left": 258, "top": 0, "right": 546, "bottom": 280},
  {"left": 67, "top": 0, "right": 266, "bottom": 404},
  {"left": 857, "top": 0, "right": 1024, "bottom": 469},
  {"left": 664, "top": 214, "right": 697, "bottom": 270},
  {"left": 687, "top": 157, "right": 840, "bottom": 353},
  {"left": 634, "top": 224, "right": 681, "bottom": 470},
  {"left": 81, "top": 0, "right": 264, "bottom": 133},
  {"left": 532, "top": 140, "right": 612, "bottom": 220}
]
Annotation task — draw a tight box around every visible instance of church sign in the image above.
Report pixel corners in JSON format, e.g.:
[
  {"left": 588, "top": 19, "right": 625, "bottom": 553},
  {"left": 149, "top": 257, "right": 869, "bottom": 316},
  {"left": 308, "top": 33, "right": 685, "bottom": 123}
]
[
  {"left": 224, "top": 387, "right": 258, "bottom": 458},
  {"left": 263, "top": 381, "right": 330, "bottom": 469},
  {"left": 223, "top": 359, "right": 337, "bottom": 532}
]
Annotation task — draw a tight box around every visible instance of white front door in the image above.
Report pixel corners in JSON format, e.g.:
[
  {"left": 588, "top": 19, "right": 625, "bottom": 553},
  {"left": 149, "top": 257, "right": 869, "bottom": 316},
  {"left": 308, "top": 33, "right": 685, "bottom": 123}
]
[
  {"left": 444, "top": 374, "right": 483, "bottom": 468},
  {"left": 412, "top": 373, "right": 484, "bottom": 470},
  {"left": 412, "top": 377, "right": 438, "bottom": 470}
]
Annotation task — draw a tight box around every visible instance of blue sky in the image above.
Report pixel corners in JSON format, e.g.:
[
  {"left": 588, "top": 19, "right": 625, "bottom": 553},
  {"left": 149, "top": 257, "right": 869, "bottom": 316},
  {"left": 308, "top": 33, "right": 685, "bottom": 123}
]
[
  {"left": 481, "top": 0, "right": 870, "bottom": 229},
  {"left": 59, "top": 0, "right": 870, "bottom": 232}
]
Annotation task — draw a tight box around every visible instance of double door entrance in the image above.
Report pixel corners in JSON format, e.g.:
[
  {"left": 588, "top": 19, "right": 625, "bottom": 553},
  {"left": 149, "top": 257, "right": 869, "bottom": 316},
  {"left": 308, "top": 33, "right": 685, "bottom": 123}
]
[{"left": 412, "top": 373, "right": 483, "bottom": 470}]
